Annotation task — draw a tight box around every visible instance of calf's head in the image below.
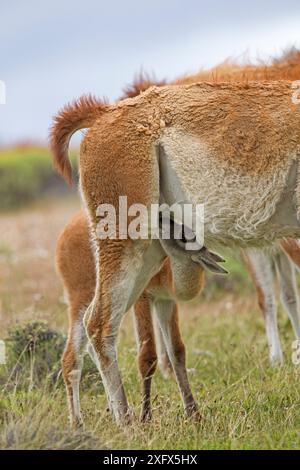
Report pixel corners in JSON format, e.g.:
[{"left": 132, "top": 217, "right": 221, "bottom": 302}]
[{"left": 159, "top": 213, "right": 227, "bottom": 301}]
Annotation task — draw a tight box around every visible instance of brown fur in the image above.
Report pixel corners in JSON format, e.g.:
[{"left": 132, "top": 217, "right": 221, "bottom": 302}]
[
  {"left": 76, "top": 81, "right": 299, "bottom": 190},
  {"left": 242, "top": 250, "right": 267, "bottom": 316},
  {"left": 51, "top": 49, "right": 300, "bottom": 185},
  {"left": 50, "top": 95, "right": 108, "bottom": 185},
  {"left": 174, "top": 55, "right": 300, "bottom": 85},
  {"left": 280, "top": 239, "right": 300, "bottom": 268},
  {"left": 120, "top": 50, "right": 300, "bottom": 99},
  {"left": 133, "top": 292, "right": 158, "bottom": 422},
  {"left": 121, "top": 71, "right": 166, "bottom": 99}
]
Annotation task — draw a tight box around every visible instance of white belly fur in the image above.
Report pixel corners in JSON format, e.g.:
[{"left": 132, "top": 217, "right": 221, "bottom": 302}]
[{"left": 159, "top": 127, "right": 300, "bottom": 248}]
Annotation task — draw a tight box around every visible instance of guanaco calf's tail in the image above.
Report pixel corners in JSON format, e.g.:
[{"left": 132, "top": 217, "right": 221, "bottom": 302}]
[{"left": 49, "top": 95, "right": 107, "bottom": 185}]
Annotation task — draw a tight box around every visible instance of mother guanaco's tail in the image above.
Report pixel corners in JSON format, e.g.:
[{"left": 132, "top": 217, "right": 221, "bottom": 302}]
[{"left": 49, "top": 95, "right": 107, "bottom": 185}]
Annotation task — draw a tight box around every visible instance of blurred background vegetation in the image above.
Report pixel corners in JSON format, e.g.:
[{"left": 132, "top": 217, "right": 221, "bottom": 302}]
[{"left": 0, "top": 146, "right": 78, "bottom": 210}]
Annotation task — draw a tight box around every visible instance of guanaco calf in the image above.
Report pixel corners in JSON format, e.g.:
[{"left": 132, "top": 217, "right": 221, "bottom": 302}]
[{"left": 56, "top": 211, "right": 205, "bottom": 427}]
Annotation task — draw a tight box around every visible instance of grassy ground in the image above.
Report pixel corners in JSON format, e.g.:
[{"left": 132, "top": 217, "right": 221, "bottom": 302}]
[{"left": 1, "top": 196, "right": 300, "bottom": 450}]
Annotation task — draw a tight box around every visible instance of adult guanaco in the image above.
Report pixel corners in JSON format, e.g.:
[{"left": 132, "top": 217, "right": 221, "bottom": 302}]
[{"left": 51, "top": 77, "right": 300, "bottom": 425}]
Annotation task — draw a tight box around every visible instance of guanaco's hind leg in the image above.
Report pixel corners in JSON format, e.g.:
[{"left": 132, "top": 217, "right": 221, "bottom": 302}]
[
  {"left": 80, "top": 116, "right": 166, "bottom": 424},
  {"left": 280, "top": 239, "right": 300, "bottom": 270},
  {"left": 85, "top": 238, "right": 166, "bottom": 424},
  {"left": 61, "top": 305, "right": 88, "bottom": 428},
  {"left": 279, "top": 239, "right": 300, "bottom": 339},
  {"left": 244, "top": 249, "right": 283, "bottom": 366},
  {"left": 274, "top": 250, "right": 300, "bottom": 340},
  {"left": 154, "top": 316, "right": 173, "bottom": 379},
  {"left": 154, "top": 299, "right": 199, "bottom": 419}
]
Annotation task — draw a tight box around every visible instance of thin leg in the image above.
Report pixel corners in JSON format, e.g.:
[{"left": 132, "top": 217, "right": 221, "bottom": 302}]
[
  {"left": 280, "top": 239, "right": 300, "bottom": 271},
  {"left": 153, "top": 312, "right": 173, "bottom": 379},
  {"left": 154, "top": 299, "right": 199, "bottom": 419},
  {"left": 85, "top": 239, "right": 166, "bottom": 424},
  {"left": 244, "top": 249, "right": 283, "bottom": 366},
  {"left": 133, "top": 293, "right": 157, "bottom": 422},
  {"left": 61, "top": 307, "right": 87, "bottom": 428},
  {"left": 275, "top": 251, "right": 300, "bottom": 339},
  {"left": 85, "top": 287, "right": 130, "bottom": 423}
]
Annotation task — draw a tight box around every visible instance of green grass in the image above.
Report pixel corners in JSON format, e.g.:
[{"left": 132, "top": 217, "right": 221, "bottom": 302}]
[
  {"left": 203, "top": 250, "right": 252, "bottom": 300},
  {"left": 0, "top": 147, "right": 77, "bottom": 210},
  {"left": 1, "top": 307, "right": 300, "bottom": 450}
]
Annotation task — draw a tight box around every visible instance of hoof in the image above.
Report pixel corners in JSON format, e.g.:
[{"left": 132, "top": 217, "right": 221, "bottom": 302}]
[
  {"left": 270, "top": 355, "right": 284, "bottom": 368},
  {"left": 71, "top": 416, "right": 84, "bottom": 430},
  {"left": 185, "top": 404, "right": 202, "bottom": 423},
  {"left": 140, "top": 406, "right": 152, "bottom": 423},
  {"left": 158, "top": 356, "right": 173, "bottom": 380},
  {"left": 116, "top": 408, "right": 135, "bottom": 427}
]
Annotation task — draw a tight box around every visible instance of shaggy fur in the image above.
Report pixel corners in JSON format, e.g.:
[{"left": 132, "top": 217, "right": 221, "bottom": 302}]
[
  {"left": 175, "top": 49, "right": 300, "bottom": 85},
  {"left": 50, "top": 95, "right": 108, "bottom": 185},
  {"left": 71, "top": 81, "right": 300, "bottom": 249}
]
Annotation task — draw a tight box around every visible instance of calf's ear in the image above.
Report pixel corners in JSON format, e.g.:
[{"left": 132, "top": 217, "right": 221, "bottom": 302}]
[{"left": 192, "top": 248, "right": 228, "bottom": 275}]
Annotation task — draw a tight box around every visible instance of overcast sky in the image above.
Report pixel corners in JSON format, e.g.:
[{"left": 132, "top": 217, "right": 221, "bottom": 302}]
[{"left": 0, "top": 0, "right": 300, "bottom": 145}]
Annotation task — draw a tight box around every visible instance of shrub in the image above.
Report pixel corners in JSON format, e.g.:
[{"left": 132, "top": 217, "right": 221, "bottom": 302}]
[
  {"left": 0, "top": 147, "right": 78, "bottom": 210},
  {"left": 2, "top": 321, "right": 65, "bottom": 389},
  {"left": 1, "top": 321, "right": 101, "bottom": 392}
]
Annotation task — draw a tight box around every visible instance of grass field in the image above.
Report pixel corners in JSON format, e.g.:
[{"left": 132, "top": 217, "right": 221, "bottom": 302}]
[{"left": 1, "top": 196, "right": 300, "bottom": 450}]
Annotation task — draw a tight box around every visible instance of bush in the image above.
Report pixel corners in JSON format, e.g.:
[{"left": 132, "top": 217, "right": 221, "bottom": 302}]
[
  {"left": 0, "top": 147, "right": 78, "bottom": 210},
  {"left": 2, "top": 321, "right": 65, "bottom": 389},
  {"left": 1, "top": 321, "right": 101, "bottom": 392}
]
